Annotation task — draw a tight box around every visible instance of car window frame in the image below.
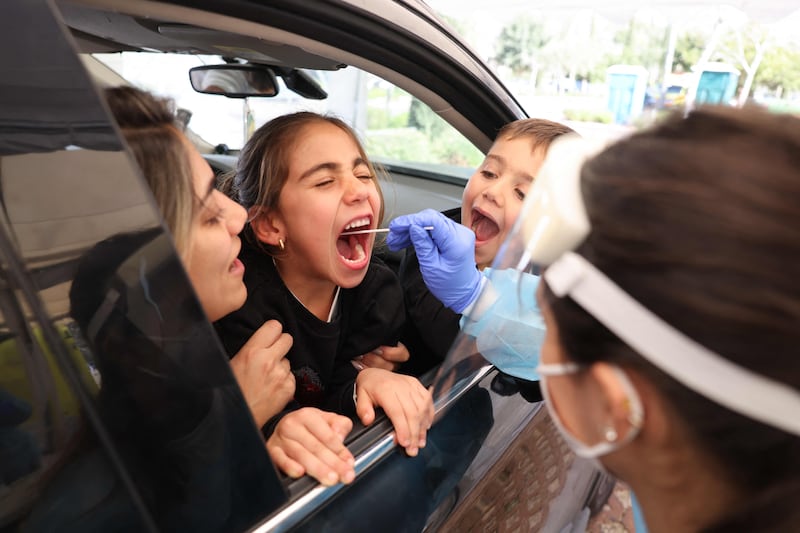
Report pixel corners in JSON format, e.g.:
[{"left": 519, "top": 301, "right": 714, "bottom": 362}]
[{"left": 53, "top": 0, "right": 534, "bottom": 529}]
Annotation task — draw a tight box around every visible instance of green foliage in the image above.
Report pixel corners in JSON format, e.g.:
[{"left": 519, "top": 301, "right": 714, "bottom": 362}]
[
  {"left": 408, "top": 98, "right": 446, "bottom": 137},
  {"left": 713, "top": 24, "right": 767, "bottom": 66},
  {"left": 368, "top": 85, "right": 406, "bottom": 100},
  {"left": 494, "top": 16, "right": 549, "bottom": 77},
  {"left": 673, "top": 32, "right": 705, "bottom": 72},
  {"left": 762, "top": 100, "right": 800, "bottom": 114},
  {"left": 714, "top": 24, "right": 771, "bottom": 101},
  {"left": 367, "top": 108, "right": 408, "bottom": 130},
  {"left": 365, "top": 125, "right": 482, "bottom": 168},
  {"left": 365, "top": 128, "right": 431, "bottom": 162},
  {"left": 439, "top": 13, "right": 469, "bottom": 40},
  {"left": 562, "top": 108, "right": 613, "bottom": 123},
  {"left": 755, "top": 46, "right": 800, "bottom": 93},
  {"left": 366, "top": 89, "right": 481, "bottom": 171},
  {"left": 430, "top": 130, "right": 483, "bottom": 167},
  {"left": 613, "top": 17, "right": 669, "bottom": 79},
  {"left": 539, "top": 13, "right": 616, "bottom": 84},
  {"left": 405, "top": 98, "right": 481, "bottom": 165},
  {"left": 584, "top": 53, "right": 617, "bottom": 83}
]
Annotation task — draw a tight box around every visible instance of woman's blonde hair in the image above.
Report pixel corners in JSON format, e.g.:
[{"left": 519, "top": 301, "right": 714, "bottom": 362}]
[
  {"left": 104, "top": 86, "right": 196, "bottom": 258},
  {"left": 220, "top": 111, "right": 384, "bottom": 254}
]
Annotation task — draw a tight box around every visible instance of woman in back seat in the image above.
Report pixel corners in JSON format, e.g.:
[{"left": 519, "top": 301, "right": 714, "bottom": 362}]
[{"left": 103, "top": 87, "right": 358, "bottom": 486}]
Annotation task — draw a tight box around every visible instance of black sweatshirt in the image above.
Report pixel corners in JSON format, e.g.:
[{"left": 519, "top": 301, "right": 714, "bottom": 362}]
[
  {"left": 397, "top": 208, "right": 462, "bottom": 376},
  {"left": 215, "top": 239, "right": 405, "bottom": 431}
]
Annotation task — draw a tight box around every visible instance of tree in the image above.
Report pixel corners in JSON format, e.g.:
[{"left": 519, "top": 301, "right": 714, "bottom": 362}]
[
  {"left": 672, "top": 31, "right": 706, "bottom": 73},
  {"left": 493, "top": 17, "right": 549, "bottom": 78},
  {"left": 539, "top": 12, "right": 616, "bottom": 84},
  {"left": 754, "top": 45, "right": 800, "bottom": 95},
  {"left": 714, "top": 24, "right": 770, "bottom": 105},
  {"left": 408, "top": 97, "right": 445, "bottom": 137},
  {"left": 612, "top": 17, "right": 670, "bottom": 82}
]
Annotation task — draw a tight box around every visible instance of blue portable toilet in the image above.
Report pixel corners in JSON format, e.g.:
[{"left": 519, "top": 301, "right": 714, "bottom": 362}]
[
  {"left": 606, "top": 65, "right": 648, "bottom": 125},
  {"left": 690, "top": 62, "right": 740, "bottom": 106}
]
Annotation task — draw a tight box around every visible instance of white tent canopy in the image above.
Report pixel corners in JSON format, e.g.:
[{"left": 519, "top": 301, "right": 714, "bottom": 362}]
[{"left": 427, "top": 1, "right": 800, "bottom": 24}]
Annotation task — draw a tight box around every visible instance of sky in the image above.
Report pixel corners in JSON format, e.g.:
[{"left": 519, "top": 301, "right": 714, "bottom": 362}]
[{"left": 425, "top": 1, "right": 800, "bottom": 24}]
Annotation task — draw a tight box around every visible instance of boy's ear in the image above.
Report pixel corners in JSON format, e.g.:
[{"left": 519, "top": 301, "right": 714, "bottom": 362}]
[{"left": 249, "top": 207, "right": 284, "bottom": 247}]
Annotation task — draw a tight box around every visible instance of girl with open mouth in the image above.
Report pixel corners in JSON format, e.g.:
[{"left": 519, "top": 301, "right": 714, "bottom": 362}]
[{"left": 216, "top": 112, "right": 433, "bottom": 471}]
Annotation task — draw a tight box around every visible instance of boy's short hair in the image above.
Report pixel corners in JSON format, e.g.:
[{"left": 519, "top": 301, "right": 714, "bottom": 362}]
[{"left": 496, "top": 118, "right": 575, "bottom": 151}]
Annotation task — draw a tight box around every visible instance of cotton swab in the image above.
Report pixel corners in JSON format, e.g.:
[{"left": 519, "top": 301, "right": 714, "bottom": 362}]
[{"left": 340, "top": 226, "right": 434, "bottom": 236}]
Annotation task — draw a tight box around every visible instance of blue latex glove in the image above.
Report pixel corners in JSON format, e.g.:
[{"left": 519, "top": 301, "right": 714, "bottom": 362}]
[{"left": 388, "top": 209, "right": 482, "bottom": 313}]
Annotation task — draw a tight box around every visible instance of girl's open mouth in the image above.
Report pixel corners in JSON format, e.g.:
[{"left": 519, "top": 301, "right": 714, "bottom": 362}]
[
  {"left": 337, "top": 217, "right": 371, "bottom": 264},
  {"left": 471, "top": 209, "right": 499, "bottom": 242}
]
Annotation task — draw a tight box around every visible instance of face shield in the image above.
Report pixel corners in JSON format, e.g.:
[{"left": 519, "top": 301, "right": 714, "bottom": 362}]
[{"left": 432, "top": 135, "right": 800, "bottom": 439}]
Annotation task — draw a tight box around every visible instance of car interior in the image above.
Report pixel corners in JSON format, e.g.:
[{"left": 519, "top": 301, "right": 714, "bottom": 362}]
[
  {"left": 59, "top": 1, "right": 481, "bottom": 283},
  {"left": 55, "top": 0, "right": 479, "bottom": 491}
]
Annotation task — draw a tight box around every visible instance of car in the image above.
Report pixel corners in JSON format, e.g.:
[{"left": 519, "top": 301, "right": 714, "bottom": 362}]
[
  {"left": 643, "top": 86, "right": 662, "bottom": 110},
  {"left": 0, "top": 0, "right": 615, "bottom": 531},
  {"left": 643, "top": 85, "right": 686, "bottom": 111},
  {"left": 662, "top": 85, "right": 687, "bottom": 109}
]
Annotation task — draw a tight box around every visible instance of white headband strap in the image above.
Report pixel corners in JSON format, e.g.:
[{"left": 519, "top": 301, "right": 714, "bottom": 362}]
[{"left": 545, "top": 252, "right": 800, "bottom": 437}]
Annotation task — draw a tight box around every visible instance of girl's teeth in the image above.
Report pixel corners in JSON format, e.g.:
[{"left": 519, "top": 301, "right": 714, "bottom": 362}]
[
  {"left": 346, "top": 218, "right": 369, "bottom": 230},
  {"left": 343, "top": 242, "right": 366, "bottom": 263}
]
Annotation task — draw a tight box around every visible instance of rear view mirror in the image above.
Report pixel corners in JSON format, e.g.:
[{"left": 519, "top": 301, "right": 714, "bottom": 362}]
[
  {"left": 275, "top": 67, "right": 328, "bottom": 100},
  {"left": 189, "top": 65, "right": 278, "bottom": 98}
]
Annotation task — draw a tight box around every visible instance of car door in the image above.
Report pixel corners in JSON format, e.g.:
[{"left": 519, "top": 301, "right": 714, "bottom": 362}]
[{"left": 0, "top": 2, "right": 285, "bottom": 531}]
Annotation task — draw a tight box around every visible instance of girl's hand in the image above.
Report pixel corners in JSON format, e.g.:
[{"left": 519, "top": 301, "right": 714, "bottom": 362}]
[
  {"left": 355, "top": 368, "right": 434, "bottom": 457},
  {"left": 267, "top": 407, "right": 355, "bottom": 486},
  {"left": 229, "top": 320, "right": 295, "bottom": 428},
  {"left": 351, "top": 342, "right": 410, "bottom": 372}
]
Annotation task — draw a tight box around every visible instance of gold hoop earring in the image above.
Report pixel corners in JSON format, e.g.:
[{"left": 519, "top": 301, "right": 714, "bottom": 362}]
[{"left": 278, "top": 238, "right": 285, "bottom": 251}]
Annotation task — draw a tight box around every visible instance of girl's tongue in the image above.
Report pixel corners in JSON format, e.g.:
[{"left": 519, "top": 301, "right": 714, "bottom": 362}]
[
  {"left": 471, "top": 212, "right": 499, "bottom": 242},
  {"left": 336, "top": 234, "right": 367, "bottom": 262}
]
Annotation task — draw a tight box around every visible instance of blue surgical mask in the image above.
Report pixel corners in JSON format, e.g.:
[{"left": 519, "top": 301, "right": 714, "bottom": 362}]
[{"left": 460, "top": 268, "right": 544, "bottom": 381}]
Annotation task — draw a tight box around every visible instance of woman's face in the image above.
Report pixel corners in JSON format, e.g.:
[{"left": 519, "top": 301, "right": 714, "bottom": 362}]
[
  {"left": 182, "top": 138, "right": 248, "bottom": 322},
  {"left": 272, "top": 121, "right": 381, "bottom": 289}
]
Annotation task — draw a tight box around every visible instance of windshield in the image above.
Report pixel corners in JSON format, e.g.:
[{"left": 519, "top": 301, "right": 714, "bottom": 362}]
[
  {"left": 95, "top": 53, "right": 326, "bottom": 149},
  {"left": 94, "top": 52, "right": 483, "bottom": 171}
]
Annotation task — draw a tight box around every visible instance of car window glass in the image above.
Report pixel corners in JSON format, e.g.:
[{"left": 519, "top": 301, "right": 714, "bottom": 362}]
[
  {"left": 0, "top": 1, "right": 285, "bottom": 530},
  {"left": 93, "top": 52, "right": 483, "bottom": 177}
]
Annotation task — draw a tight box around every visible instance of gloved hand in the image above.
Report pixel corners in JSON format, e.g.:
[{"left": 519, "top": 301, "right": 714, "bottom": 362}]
[{"left": 388, "top": 209, "right": 482, "bottom": 313}]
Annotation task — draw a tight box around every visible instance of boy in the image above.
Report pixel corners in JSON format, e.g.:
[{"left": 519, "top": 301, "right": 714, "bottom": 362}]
[{"left": 388, "top": 119, "right": 575, "bottom": 375}]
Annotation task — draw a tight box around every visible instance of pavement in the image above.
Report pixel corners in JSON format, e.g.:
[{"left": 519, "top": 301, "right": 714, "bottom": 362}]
[{"left": 586, "top": 482, "right": 636, "bottom": 533}]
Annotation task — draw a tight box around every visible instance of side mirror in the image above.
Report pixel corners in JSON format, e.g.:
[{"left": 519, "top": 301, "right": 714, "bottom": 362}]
[{"left": 188, "top": 65, "right": 278, "bottom": 98}]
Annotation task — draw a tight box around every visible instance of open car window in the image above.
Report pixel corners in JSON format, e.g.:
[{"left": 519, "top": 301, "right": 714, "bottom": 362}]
[
  {"left": 92, "top": 52, "right": 483, "bottom": 178},
  {"left": 1, "top": 1, "right": 486, "bottom": 529}
]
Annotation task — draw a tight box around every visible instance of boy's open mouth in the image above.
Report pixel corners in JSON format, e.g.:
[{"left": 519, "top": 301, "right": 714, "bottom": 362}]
[
  {"left": 471, "top": 209, "right": 499, "bottom": 242},
  {"left": 337, "top": 217, "right": 371, "bottom": 263}
]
